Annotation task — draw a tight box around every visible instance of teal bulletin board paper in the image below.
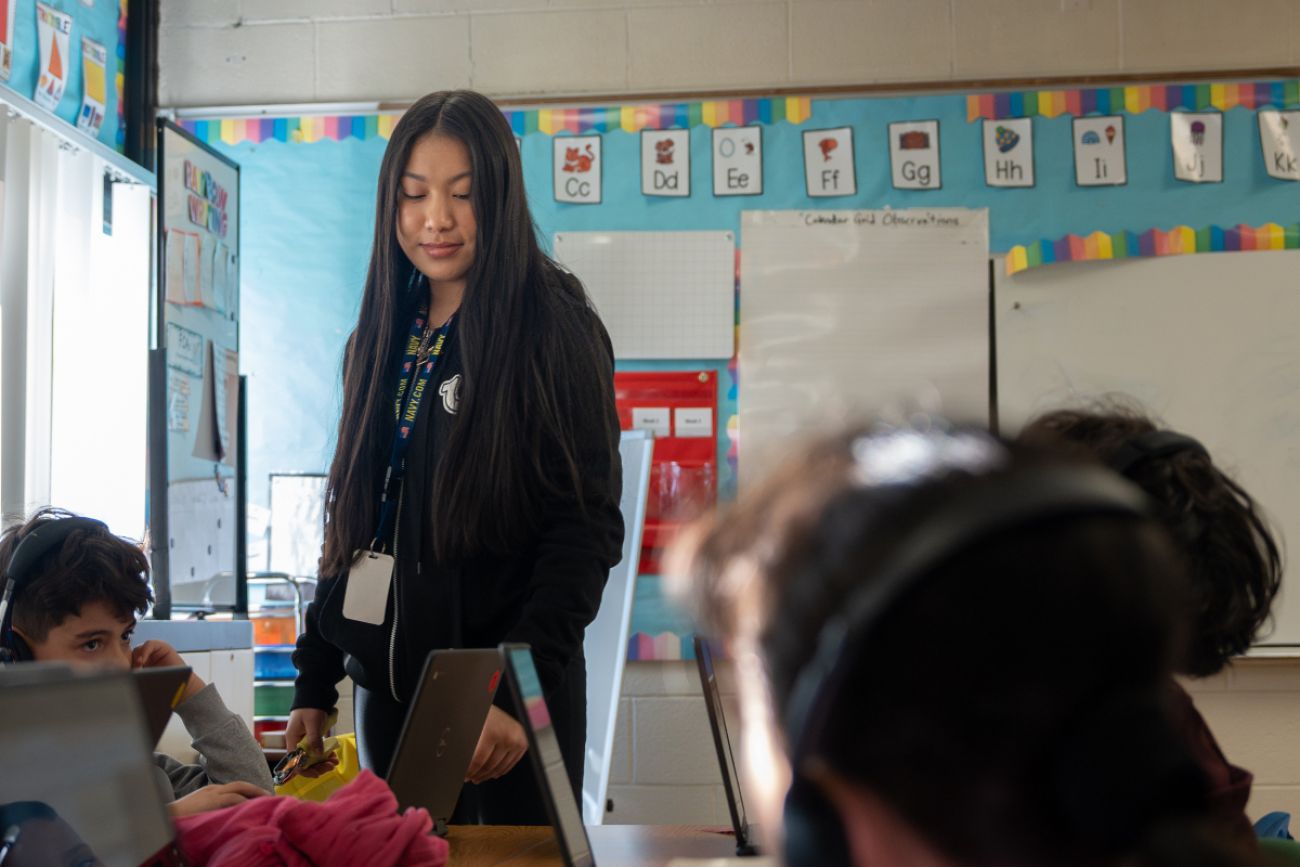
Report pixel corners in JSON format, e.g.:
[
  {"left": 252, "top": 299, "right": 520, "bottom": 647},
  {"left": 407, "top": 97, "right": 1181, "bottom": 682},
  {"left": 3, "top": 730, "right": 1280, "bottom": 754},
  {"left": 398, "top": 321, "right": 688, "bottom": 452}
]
[
  {"left": 206, "top": 86, "right": 1300, "bottom": 655},
  {"left": 3, "top": 0, "right": 123, "bottom": 149}
]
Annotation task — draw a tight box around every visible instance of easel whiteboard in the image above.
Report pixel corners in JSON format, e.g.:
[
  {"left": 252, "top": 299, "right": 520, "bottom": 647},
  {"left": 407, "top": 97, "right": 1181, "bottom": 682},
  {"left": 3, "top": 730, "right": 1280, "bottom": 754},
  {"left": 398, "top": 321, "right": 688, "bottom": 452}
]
[
  {"left": 582, "top": 430, "right": 653, "bottom": 825},
  {"left": 996, "top": 249, "right": 1300, "bottom": 646},
  {"left": 555, "top": 231, "right": 735, "bottom": 360},
  {"left": 739, "top": 209, "right": 990, "bottom": 484}
]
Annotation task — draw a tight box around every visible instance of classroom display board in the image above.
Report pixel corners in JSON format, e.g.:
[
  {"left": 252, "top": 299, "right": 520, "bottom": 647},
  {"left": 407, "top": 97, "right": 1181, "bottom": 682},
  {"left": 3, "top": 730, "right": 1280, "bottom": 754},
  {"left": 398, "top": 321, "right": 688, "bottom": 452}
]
[
  {"left": 997, "top": 249, "right": 1300, "bottom": 646},
  {"left": 555, "top": 231, "right": 735, "bottom": 360},
  {"left": 740, "top": 208, "right": 990, "bottom": 479},
  {"left": 153, "top": 122, "right": 241, "bottom": 607},
  {"left": 183, "top": 73, "right": 1300, "bottom": 657},
  {"left": 0, "top": 0, "right": 126, "bottom": 149}
]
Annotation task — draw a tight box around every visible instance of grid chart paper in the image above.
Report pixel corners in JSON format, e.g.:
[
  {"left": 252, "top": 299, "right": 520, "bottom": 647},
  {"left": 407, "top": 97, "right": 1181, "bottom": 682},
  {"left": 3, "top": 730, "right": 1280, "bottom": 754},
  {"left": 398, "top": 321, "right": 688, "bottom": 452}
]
[{"left": 554, "top": 231, "right": 735, "bottom": 360}]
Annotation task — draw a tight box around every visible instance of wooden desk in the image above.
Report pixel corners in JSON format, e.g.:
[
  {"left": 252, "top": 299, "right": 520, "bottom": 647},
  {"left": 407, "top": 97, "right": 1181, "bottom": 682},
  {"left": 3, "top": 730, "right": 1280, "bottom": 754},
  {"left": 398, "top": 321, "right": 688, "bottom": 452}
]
[{"left": 447, "top": 824, "right": 743, "bottom": 866}]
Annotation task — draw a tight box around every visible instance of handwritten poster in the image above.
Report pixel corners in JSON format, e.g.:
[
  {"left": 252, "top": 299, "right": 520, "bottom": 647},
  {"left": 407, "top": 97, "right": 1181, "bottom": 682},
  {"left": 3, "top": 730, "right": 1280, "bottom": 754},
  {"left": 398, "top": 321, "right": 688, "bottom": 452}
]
[
  {"left": 165, "top": 322, "right": 205, "bottom": 376},
  {"left": 35, "top": 3, "right": 72, "bottom": 112}
]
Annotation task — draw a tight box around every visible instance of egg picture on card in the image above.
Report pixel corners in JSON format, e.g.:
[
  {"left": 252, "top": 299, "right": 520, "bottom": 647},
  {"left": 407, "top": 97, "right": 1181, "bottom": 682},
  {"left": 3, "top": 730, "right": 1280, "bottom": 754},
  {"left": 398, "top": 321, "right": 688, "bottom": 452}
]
[
  {"left": 713, "top": 126, "right": 763, "bottom": 196},
  {"left": 803, "top": 127, "right": 857, "bottom": 197}
]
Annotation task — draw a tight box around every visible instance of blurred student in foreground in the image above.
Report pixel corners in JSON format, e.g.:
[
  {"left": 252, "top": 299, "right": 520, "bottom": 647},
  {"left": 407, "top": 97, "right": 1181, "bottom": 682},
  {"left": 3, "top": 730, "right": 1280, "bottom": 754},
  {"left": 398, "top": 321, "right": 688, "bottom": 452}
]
[{"left": 671, "top": 424, "right": 1266, "bottom": 867}]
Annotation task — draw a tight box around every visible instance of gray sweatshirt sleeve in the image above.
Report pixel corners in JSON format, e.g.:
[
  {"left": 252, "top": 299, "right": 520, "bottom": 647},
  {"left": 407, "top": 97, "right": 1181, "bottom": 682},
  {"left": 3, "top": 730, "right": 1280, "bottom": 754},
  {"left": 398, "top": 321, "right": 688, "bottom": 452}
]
[{"left": 151, "top": 682, "right": 274, "bottom": 799}]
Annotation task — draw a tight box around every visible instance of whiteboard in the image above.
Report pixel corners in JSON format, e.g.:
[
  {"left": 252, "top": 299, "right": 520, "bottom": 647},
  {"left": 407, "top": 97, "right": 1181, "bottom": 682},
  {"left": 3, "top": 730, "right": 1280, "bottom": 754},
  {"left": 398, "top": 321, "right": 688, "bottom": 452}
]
[
  {"left": 996, "top": 250, "right": 1300, "bottom": 645},
  {"left": 739, "top": 209, "right": 990, "bottom": 485},
  {"left": 555, "top": 231, "right": 735, "bottom": 360},
  {"left": 582, "top": 430, "right": 653, "bottom": 825}
]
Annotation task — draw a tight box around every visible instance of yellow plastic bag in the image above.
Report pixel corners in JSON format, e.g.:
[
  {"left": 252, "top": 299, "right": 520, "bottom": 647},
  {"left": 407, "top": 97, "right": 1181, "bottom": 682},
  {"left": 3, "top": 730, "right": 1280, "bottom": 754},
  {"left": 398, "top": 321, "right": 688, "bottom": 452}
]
[{"left": 274, "top": 732, "right": 360, "bottom": 802}]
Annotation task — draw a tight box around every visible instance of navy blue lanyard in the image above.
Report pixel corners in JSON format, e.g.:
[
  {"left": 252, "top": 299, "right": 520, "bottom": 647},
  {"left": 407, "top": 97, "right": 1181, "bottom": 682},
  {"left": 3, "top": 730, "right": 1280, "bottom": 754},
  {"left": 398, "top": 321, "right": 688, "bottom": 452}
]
[{"left": 372, "top": 309, "right": 453, "bottom": 550}]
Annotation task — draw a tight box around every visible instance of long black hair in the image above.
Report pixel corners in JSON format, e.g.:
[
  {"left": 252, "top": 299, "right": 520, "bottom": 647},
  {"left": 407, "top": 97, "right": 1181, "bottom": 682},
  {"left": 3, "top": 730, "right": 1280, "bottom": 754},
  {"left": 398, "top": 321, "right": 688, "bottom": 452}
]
[{"left": 321, "top": 90, "right": 613, "bottom": 576}]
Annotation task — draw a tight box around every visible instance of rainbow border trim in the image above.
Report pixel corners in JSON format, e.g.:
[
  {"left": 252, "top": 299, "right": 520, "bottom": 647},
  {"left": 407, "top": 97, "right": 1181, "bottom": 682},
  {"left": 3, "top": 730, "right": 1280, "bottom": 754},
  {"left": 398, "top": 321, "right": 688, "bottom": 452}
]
[
  {"left": 1006, "top": 223, "right": 1300, "bottom": 275},
  {"left": 968, "top": 79, "right": 1300, "bottom": 121},
  {"left": 627, "top": 631, "right": 691, "bottom": 661},
  {"left": 178, "top": 97, "right": 814, "bottom": 147},
  {"left": 115, "top": 0, "right": 126, "bottom": 150}
]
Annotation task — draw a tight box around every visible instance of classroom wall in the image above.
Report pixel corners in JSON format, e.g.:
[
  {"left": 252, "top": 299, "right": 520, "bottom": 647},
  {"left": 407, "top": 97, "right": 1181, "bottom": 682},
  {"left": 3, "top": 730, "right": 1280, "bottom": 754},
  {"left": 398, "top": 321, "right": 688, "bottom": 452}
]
[
  {"left": 158, "top": 0, "right": 1300, "bottom": 108},
  {"left": 1188, "top": 659, "right": 1300, "bottom": 823}
]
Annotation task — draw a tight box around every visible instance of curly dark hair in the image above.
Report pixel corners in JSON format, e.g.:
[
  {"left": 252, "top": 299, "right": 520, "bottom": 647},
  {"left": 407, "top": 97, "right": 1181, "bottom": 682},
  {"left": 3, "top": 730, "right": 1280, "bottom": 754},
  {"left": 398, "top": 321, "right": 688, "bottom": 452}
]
[
  {"left": 0, "top": 507, "right": 152, "bottom": 642},
  {"left": 1019, "top": 403, "right": 1282, "bottom": 677}
]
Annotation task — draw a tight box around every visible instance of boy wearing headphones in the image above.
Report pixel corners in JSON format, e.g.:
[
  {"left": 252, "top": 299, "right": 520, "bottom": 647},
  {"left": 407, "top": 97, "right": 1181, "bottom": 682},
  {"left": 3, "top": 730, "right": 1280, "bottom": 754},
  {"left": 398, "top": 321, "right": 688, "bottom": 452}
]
[
  {"left": 1020, "top": 405, "right": 1281, "bottom": 847},
  {"left": 0, "top": 509, "right": 273, "bottom": 817}
]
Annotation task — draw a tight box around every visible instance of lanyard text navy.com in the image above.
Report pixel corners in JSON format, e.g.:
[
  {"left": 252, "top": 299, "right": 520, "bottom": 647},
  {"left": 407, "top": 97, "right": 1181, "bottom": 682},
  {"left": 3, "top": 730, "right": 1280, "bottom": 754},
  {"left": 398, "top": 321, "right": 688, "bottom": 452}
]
[{"left": 373, "top": 310, "right": 452, "bottom": 550}]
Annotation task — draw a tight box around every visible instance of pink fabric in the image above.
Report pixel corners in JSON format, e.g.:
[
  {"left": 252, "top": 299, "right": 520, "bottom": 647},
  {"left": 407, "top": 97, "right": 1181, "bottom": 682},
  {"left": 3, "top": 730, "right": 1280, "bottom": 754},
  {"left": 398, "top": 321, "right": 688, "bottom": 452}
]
[{"left": 175, "top": 770, "right": 448, "bottom": 867}]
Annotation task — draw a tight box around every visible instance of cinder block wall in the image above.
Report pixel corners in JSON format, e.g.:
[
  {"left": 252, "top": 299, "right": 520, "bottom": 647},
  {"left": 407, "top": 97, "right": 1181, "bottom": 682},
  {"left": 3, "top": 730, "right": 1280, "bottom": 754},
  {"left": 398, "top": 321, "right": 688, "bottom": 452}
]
[
  {"left": 159, "top": 0, "right": 1300, "bottom": 826},
  {"left": 159, "top": 0, "right": 1300, "bottom": 108}
]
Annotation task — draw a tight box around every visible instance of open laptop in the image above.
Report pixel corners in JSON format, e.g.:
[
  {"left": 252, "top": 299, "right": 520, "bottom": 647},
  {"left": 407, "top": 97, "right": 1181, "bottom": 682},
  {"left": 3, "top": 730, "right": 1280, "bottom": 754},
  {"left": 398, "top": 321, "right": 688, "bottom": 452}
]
[
  {"left": 133, "top": 666, "right": 193, "bottom": 749},
  {"left": 500, "top": 643, "right": 595, "bottom": 867},
  {"left": 0, "top": 669, "right": 184, "bottom": 866},
  {"left": 694, "top": 636, "right": 760, "bottom": 857},
  {"left": 384, "top": 649, "right": 503, "bottom": 837}
]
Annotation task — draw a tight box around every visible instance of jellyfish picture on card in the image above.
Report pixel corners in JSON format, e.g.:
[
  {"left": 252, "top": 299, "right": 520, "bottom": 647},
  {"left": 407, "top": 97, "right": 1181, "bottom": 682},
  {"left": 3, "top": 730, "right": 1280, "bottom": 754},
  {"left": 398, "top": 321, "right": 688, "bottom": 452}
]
[{"left": 1172, "top": 112, "right": 1223, "bottom": 183}]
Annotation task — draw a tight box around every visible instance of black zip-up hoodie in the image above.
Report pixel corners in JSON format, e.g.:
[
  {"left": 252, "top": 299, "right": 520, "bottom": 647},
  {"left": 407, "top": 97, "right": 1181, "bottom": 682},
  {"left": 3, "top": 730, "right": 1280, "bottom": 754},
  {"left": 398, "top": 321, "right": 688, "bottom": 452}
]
[{"left": 292, "top": 302, "right": 624, "bottom": 754}]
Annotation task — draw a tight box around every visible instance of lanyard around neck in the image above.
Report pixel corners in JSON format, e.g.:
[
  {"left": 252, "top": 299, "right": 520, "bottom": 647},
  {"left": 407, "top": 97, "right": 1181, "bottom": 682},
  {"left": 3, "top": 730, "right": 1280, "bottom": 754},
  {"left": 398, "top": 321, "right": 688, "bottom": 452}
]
[{"left": 371, "top": 308, "right": 453, "bottom": 550}]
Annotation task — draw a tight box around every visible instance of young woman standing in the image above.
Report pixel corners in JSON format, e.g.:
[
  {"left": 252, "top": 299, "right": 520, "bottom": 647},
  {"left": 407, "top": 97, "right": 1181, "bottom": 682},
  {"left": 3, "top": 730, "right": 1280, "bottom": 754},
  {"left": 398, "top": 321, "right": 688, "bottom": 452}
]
[{"left": 286, "top": 90, "right": 624, "bottom": 824}]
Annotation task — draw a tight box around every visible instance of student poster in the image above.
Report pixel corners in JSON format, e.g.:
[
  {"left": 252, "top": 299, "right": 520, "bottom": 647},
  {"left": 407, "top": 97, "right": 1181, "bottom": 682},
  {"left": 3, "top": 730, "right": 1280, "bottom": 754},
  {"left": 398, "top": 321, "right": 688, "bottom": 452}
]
[
  {"left": 34, "top": 3, "right": 72, "bottom": 111},
  {"left": 0, "top": 0, "right": 15, "bottom": 81},
  {"left": 154, "top": 122, "right": 241, "bottom": 600},
  {"left": 77, "top": 37, "right": 108, "bottom": 137}
]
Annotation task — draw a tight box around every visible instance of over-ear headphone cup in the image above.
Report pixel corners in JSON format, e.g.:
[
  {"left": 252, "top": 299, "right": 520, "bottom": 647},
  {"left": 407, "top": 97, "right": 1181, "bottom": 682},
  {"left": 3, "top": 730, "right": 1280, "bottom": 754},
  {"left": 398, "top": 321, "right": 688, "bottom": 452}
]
[
  {"left": 783, "top": 776, "right": 853, "bottom": 867},
  {"left": 0, "top": 631, "right": 32, "bottom": 665}
]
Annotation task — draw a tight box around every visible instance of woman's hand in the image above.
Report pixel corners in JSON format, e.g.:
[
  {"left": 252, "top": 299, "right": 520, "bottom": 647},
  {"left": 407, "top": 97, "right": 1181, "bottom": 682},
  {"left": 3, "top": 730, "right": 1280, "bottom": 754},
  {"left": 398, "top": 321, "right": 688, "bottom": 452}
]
[
  {"left": 132, "top": 639, "right": 205, "bottom": 703},
  {"left": 466, "top": 706, "right": 528, "bottom": 784},
  {"left": 283, "top": 708, "right": 340, "bottom": 778},
  {"left": 167, "top": 781, "right": 268, "bottom": 818}
]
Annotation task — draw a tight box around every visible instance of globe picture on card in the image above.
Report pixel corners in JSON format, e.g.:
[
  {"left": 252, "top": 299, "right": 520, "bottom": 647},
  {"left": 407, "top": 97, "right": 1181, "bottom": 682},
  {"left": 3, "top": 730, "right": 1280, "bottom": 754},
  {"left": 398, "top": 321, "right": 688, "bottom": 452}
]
[
  {"left": 983, "top": 118, "right": 1034, "bottom": 188},
  {"left": 1073, "top": 116, "right": 1126, "bottom": 187},
  {"left": 1172, "top": 112, "right": 1223, "bottom": 184}
]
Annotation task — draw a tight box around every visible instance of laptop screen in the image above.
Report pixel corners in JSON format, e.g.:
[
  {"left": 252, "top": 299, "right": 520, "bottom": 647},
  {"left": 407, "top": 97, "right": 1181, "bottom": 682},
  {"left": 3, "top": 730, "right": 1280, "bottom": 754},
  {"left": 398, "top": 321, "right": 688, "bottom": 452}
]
[
  {"left": 0, "top": 672, "right": 175, "bottom": 867},
  {"left": 694, "top": 637, "right": 753, "bottom": 847},
  {"left": 505, "top": 646, "right": 593, "bottom": 867}
]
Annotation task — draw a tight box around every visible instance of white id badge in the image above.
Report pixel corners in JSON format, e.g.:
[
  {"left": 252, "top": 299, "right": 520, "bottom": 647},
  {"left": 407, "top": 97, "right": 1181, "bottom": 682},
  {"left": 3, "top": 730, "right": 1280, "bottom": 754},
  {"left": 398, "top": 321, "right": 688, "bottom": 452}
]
[{"left": 342, "top": 550, "right": 394, "bottom": 625}]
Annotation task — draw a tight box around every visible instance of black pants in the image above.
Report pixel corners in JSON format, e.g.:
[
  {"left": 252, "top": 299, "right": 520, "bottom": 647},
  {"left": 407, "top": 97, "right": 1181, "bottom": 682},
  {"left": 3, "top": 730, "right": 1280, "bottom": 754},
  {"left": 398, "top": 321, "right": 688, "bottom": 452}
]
[{"left": 355, "top": 676, "right": 586, "bottom": 825}]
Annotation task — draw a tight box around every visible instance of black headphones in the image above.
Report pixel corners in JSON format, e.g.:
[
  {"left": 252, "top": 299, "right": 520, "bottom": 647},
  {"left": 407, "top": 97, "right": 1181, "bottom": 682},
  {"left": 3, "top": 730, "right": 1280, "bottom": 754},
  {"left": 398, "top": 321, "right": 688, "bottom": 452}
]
[
  {"left": 779, "top": 461, "right": 1151, "bottom": 867},
  {"left": 0, "top": 516, "right": 107, "bottom": 664},
  {"left": 1107, "top": 430, "right": 1208, "bottom": 478}
]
